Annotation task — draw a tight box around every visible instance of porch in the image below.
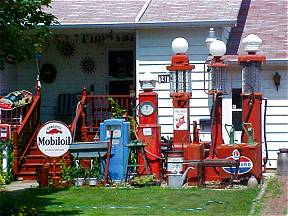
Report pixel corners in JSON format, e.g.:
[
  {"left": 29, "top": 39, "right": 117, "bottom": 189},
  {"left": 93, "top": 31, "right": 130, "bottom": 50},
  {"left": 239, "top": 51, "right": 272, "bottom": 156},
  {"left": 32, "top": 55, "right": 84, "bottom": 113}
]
[{"left": 0, "top": 86, "right": 135, "bottom": 180}]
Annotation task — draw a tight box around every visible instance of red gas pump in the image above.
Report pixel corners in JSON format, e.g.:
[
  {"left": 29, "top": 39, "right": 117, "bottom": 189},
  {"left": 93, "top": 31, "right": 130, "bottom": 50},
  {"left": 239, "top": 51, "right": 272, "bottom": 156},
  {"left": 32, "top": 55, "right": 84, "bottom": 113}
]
[
  {"left": 137, "top": 74, "right": 161, "bottom": 179},
  {"left": 166, "top": 37, "right": 194, "bottom": 151},
  {"left": 204, "top": 40, "right": 230, "bottom": 182},
  {"left": 215, "top": 34, "right": 266, "bottom": 183}
]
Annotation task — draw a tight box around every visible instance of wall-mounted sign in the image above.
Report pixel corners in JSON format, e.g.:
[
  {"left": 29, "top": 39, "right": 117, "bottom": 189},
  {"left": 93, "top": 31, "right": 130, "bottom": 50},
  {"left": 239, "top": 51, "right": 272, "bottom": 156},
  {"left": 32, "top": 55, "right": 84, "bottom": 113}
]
[
  {"left": 174, "top": 108, "right": 188, "bottom": 130},
  {"left": 158, "top": 74, "right": 170, "bottom": 83},
  {"left": 37, "top": 121, "right": 72, "bottom": 157}
]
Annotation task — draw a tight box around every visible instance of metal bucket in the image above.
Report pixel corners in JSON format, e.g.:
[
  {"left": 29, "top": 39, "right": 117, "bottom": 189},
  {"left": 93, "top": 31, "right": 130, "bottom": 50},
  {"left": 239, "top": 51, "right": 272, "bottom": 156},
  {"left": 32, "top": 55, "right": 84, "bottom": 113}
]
[
  {"left": 167, "top": 157, "right": 183, "bottom": 173},
  {"left": 35, "top": 167, "right": 49, "bottom": 188},
  {"left": 277, "top": 148, "right": 288, "bottom": 176},
  {"left": 167, "top": 173, "right": 183, "bottom": 189}
]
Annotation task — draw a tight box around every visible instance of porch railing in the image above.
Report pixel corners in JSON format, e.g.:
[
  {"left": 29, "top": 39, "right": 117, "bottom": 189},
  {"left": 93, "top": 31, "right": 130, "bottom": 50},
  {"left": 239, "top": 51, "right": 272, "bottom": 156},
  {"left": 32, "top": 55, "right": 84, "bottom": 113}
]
[
  {"left": 12, "top": 88, "right": 41, "bottom": 175},
  {"left": 0, "top": 101, "right": 31, "bottom": 129},
  {"left": 71, "top": 88, "right": 136, "bottom": 142}
]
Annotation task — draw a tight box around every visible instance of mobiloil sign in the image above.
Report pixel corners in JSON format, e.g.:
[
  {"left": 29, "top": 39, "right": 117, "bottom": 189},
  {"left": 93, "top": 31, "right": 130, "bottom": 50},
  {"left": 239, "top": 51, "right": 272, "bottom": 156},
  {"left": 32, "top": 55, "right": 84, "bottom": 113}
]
[{"left": 37, "top": 121, "right": 72, "bottom": 157}]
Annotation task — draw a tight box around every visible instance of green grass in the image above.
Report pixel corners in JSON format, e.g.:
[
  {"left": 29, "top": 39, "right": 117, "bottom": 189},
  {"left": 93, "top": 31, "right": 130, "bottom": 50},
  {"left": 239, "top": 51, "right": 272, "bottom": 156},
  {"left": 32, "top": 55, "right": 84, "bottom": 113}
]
[{"left": 0, "top": 186, "right": 259, "bottom": 216}]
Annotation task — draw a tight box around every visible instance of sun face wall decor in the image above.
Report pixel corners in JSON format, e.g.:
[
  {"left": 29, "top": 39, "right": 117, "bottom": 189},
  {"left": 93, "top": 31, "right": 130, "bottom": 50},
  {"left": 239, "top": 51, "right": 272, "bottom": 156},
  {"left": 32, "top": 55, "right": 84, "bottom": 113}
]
[
  {"left": 56, "top": 40, "right": 76, "bottom": 58},
  {"left": 80, "top": 56, "right": 96, "bottom": 74}
]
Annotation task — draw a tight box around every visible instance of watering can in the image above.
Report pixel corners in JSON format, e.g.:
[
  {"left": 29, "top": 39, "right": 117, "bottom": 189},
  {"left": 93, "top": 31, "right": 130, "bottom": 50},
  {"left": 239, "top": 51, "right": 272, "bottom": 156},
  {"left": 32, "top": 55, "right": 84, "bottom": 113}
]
[{"left": 167, "top": 166, "right": 195, "bottom": 188}]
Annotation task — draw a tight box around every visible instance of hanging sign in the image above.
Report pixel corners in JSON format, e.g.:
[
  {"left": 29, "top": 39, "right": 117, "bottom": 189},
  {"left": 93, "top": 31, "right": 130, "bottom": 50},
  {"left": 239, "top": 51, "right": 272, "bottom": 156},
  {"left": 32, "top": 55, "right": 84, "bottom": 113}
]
[
  {"left": 37, "top": 121, "right": 72, "bottom": 157},
  {"left": 173, "top": 108, "right": 188, "bottom": 130}
]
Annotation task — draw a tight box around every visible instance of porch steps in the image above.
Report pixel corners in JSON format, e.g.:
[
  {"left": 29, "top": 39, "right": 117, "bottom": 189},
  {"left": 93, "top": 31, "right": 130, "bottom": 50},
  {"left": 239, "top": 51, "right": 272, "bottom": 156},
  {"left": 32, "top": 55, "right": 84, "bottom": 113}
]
[{"left": 17, "top": 142, "right": 68, "bottom": 181}]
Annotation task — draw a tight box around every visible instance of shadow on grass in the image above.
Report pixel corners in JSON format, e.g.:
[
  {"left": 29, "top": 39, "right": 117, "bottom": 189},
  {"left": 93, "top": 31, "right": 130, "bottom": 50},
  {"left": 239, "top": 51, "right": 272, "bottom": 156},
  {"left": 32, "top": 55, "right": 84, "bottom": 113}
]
[{"left": 0, "top": 187, "right": 81, "bottom": 216}]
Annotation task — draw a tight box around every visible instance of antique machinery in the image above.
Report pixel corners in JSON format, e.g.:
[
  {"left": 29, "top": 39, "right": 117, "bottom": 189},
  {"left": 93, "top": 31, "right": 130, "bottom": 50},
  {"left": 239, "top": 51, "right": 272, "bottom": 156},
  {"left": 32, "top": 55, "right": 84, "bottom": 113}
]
[
  {"left": 206, "top": 40, "right": 229, "bottom": 158},
  {"left": 215, "top": 34, "right": 266, "bottom": 183},
  {"left": 137, "top": 73, "right": 161, "bottom": 179},
  {"left": 166, "top": 37, "right": 194, "bottom": 151}
]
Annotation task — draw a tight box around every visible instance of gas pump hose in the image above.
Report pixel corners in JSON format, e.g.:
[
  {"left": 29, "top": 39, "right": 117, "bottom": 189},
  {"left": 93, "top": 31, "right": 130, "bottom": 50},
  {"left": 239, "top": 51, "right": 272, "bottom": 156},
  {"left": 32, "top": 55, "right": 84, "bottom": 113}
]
[{"left": 241, "top": 94, "right": 254, "bottom": 142}]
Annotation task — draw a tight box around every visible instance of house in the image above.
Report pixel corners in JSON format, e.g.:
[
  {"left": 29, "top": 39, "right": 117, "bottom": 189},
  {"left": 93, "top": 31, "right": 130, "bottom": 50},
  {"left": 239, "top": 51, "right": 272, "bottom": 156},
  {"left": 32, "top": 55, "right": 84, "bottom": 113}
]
[{"left": 0, "top": 0, "right": 287, "bottom": 169}]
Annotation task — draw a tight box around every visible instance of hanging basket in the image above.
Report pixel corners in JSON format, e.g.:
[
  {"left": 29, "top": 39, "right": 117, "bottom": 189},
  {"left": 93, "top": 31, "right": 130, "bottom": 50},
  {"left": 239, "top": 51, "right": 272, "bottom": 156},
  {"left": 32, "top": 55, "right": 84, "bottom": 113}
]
[{"left": 39, "top": 64, "right": 57, "bottom": 83}]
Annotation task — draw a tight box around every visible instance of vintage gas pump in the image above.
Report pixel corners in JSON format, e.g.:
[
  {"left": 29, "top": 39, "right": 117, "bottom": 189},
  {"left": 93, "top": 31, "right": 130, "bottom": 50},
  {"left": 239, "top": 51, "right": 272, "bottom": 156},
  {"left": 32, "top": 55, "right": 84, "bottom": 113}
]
[
  {"left": 100, "top": 119, "right": 130, "bottom": 182},
  {"left": 238, "top": 34, "right": 266, "bottom": 179},
  {"left": 137, "top": 73, "right": 161, "bottom": 179},
  {"left": 0, "top": 124, "right": 11, "bottom": 173},
  {"left": 166, "top": 38, "right": 194, "bottom": 150},
  {"left": 238, "top": 34, "right": 265, "bottom": 145},
  {"left": 206, "top": 40, "right": 229, "bottom": 158},
  {"left": 215, "top": 34, "right": 266, "bottom": 183}
]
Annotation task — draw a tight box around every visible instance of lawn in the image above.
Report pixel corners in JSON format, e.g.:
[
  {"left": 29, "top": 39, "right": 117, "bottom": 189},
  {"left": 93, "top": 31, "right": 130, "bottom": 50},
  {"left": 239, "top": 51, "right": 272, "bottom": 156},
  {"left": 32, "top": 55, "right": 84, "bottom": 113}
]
[{"left": 0, "top": 186, "right": 259, "bottom": 216}]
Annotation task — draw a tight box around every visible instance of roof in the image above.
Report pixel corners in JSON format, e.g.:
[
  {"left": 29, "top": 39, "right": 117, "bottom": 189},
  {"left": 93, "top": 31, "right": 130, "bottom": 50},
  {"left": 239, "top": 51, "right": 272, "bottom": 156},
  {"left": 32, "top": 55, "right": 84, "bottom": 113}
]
[
  {"left": 226, "top": 0, "right": 288, "bottom": 60},
  {"left": 46, "top": 0, "right": 146, "bottom": 24},
  {"left": 140, "top": 0, "right": 242, "bottom": 22},
  {"left": 46, "top": 0, "right": 241, "bottom": 25}
]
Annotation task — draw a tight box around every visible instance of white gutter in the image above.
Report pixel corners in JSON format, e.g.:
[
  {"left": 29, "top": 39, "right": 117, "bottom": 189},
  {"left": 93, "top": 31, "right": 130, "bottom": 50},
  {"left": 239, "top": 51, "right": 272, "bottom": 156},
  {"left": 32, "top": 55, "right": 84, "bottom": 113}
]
[
  {"left": 49, "top": 19, "right": 237, "bottom": 30},
  {"left": 135, "top": 0, "right": 152, "bottom": 23}
]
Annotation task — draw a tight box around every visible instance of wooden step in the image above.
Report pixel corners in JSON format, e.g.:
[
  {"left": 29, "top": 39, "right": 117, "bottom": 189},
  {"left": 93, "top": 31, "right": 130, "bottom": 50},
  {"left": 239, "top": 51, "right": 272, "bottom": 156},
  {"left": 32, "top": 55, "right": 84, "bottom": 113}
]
[
  {"left": 17, "top": 171, "right": 61, "bottom": 180},
  {"left": 20, "top": 163, "right": 61, "bottom": 172}
]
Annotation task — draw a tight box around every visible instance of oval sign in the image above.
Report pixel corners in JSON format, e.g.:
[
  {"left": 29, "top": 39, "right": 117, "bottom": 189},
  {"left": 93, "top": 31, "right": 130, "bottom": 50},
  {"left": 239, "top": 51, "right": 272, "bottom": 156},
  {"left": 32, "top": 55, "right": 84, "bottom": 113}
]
[
  {"left": 37, "top": 121, "right": 72, "bottom": 157},
  {"left": 223, "top": 156, "right": 253, "bottom": 175}
]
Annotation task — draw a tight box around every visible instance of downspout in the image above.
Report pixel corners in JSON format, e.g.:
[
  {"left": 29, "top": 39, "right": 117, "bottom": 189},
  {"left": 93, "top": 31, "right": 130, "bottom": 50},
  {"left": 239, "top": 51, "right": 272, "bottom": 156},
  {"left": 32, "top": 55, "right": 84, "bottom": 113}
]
[{"left": 135, "top": 0, "right": 152, "bottom": 22}]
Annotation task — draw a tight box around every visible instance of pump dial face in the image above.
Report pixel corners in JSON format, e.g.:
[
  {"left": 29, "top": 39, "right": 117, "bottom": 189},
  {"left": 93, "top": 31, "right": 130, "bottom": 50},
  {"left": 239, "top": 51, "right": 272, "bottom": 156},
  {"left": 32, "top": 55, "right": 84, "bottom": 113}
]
[{"left": 140, "top": 101, "right": 154, "bottom": 116}]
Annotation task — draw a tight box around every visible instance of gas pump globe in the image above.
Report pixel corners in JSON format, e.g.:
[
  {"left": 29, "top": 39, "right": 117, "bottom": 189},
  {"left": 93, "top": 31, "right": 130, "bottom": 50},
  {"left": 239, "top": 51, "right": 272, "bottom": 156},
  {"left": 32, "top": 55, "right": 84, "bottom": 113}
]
[
  {"left": 208, "top": 40, "right": 229, "bottom": 94},
  {"left": 167, "top": 37, "right": 195, "bottom": 150},
  {"left": 139, "top": 72, "right": 157, "bottom": 91}
]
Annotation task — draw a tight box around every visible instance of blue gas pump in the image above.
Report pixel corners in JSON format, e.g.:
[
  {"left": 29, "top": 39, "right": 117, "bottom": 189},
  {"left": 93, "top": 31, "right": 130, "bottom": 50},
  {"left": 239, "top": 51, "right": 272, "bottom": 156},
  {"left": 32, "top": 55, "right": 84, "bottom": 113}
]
[{"left": 100, "top": 119, "right": 130, "bottom": 181}]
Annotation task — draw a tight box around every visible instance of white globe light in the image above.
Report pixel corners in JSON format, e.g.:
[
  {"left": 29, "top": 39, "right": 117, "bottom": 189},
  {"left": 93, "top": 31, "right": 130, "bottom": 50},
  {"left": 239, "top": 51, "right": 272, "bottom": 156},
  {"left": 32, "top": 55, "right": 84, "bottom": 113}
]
[
  {"left": 242, "top": 34, "right": 262, "bottom": 53},
  {"left": 209, "top": 40, "right": 226, "bottom": 57},
  {"left": 171, "top": 37, "right": 189, "bottom": 54}
]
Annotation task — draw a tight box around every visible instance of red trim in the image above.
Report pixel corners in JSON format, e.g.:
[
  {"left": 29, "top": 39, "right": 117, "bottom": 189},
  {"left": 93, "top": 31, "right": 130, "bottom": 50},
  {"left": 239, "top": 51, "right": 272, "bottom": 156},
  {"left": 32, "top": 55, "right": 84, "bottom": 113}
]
[{"left": 238, "top": 54, "right": 266, "bottom": 63}]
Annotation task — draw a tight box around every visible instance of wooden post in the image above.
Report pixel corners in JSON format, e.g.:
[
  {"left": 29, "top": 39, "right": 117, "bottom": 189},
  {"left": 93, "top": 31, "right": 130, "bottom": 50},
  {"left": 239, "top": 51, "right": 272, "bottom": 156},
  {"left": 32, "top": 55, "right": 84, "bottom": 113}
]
[
  {"left": 103, "top": 130, "right": 113, "bottom": 185},
  {"left": 12, "top": 130, "right": 19, "bottom": 176}
]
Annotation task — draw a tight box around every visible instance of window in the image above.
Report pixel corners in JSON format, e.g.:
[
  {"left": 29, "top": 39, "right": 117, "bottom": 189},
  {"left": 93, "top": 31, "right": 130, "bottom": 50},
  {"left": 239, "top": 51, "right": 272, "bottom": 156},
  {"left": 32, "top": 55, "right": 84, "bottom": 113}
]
[
  {"left": 108, "top": 50, "right": 134, "bottom": 79},
  {"left": 232, "top": 88, "right": 242, "bottom": 131}
]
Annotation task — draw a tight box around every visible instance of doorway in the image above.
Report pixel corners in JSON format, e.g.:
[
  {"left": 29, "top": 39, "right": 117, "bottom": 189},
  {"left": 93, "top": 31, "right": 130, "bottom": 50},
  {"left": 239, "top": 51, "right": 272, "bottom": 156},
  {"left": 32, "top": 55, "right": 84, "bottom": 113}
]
[{"left": 107, "top": 50, "right": 135, "bottom": 95}]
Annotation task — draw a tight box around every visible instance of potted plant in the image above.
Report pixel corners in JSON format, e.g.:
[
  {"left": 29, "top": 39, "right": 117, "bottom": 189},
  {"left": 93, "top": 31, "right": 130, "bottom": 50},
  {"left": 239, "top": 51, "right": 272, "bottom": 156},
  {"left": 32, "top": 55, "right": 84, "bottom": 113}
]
[
  {"left": 87, "top": 166, "right": 100, "bottom": 186},
  {"left": 72, "top": 167, "right": 85, "bottom": 187}
]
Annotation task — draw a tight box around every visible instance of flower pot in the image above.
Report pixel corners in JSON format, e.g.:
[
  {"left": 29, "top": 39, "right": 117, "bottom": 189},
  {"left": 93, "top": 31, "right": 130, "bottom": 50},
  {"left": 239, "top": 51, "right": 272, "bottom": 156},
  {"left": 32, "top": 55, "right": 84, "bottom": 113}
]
[
  {"left": 74, "top": 178, "right": 85, "bottom": 187},
  {"left": 88, "top": 178, "right": 98, "bottom": 186}
]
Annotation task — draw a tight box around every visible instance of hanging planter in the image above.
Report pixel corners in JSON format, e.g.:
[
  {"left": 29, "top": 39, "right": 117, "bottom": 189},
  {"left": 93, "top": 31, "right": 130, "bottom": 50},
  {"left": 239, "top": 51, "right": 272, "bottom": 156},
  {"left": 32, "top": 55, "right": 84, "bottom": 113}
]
[
  {"left": 80, "top": 56, "right": 96, "bottom": 74},
  {"left": 39, "top": 64, "right": 57, "bottom": 83}
]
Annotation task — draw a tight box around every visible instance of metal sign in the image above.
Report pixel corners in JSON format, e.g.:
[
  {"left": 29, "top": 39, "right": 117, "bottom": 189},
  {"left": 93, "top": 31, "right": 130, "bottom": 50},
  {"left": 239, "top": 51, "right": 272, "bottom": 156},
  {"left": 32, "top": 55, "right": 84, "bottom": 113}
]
[
  {"left": 223, "top": 156, "right": 253, "bottom": 174},
  {"left": 158, "top": 74, "right": 170, "bottom": 83},
  {"left": 174, "top": 108, "right": 188, "bottom": 130},
  {"left": 37, "top": 121, "right": 72, "bottom": 157}
]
